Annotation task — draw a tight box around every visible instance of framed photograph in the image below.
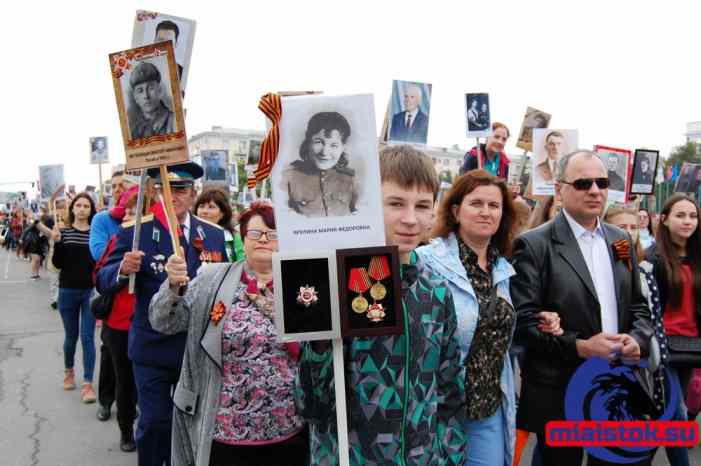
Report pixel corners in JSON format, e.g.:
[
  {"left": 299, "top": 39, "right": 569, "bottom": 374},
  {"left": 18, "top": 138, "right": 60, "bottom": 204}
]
[
  {"left": 674, "top": 162, "right": 701, "bottom": 196},
  {"left": 516, "top": 107, "right": 551, "bottom": 152},
  {"left": 247, "top": 139, "right": 261, "bottom": 168},
  {"left": 465, "top": 93, "right": 491, "bottom": 138},
  {"left": 507, "top": 153, "right": 532, "bottom": 190},
  {"left": 630, "top": 149, "right": 660, "bottom": 195},
  {"left": 273, "top": 251, "right": 341, "bottom": 342},
  {"left": 531, "top": 129, "right": 579, "bottom": 196},
  {"left": 387, "top": 80, "right": 432, "bottom": 145},
  {"left": 593, "top": 145, "right": 632, "bottom": 203},
  {"left": 109, "top": 41, "right": 189, "bottom": 171},
  {"left": 131, "top": 10, "right": 196, "bottom": 93},
  {"left": 270, "top": 93, "right": 386, "bottom": 251},
  {"left": 38, "top": 164, "right": 65, "bottom": 201},
  {"left": 202, "top": 150, "right": 228, "bottom": 184},
  {"left": 337, "top": 246, "right": 402, "bottom": 338},
  {"left": 89, "top": 136, "right": 109, "bottom": 164}
]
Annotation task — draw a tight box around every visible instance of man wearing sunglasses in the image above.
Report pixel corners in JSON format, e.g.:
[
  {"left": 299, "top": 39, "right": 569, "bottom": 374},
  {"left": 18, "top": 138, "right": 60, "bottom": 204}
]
[
  {"left": 510, "top": 150, "right": 653, "bottom": 465},
  {"left": 96, "top": 162, "right": 227, "bottom": 465}
]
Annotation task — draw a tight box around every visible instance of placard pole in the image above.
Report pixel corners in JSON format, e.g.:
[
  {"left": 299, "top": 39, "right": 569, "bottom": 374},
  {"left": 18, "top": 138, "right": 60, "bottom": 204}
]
[
  {"left": 159, "top": 165, "right": 183, "bottom": 258},
  {"left": 128, "top": 171, "right": 149, "bottom": 294},
  {"left": 475, "top": 138, "right": 482, "bottom": 170},
  {"left": 98, "top": 163, "right": 104, "bottom": 210},
  {"left": 332, "top": 338, "right": 350, "bottom": 466}
]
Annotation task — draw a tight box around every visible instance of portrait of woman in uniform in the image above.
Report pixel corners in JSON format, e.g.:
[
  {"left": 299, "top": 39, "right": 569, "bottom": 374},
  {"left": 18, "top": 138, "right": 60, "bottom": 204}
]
[{"left": 282, "top": 111, "right": 359, "bottom": 218}]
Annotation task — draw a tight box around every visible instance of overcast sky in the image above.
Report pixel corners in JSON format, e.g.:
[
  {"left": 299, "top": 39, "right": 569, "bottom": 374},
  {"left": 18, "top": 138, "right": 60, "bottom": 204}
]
[{"left": 2, "top": 1, "right": 699, "bottom": 194}]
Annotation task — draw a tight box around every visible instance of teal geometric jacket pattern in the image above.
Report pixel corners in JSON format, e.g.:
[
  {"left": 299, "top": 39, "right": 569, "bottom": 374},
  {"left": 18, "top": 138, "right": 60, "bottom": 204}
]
[{"left": 296, "top": 252, "right": 467, "bottom": 466}]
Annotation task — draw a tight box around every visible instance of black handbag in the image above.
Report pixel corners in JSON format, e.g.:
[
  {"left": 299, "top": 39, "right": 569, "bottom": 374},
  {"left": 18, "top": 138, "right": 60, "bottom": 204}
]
[
  {"left": 90, "top": 293, "right": 114, "bottom": 320},
  {"left": 667, "top": 335, "right": 701, "bottom": 368}
]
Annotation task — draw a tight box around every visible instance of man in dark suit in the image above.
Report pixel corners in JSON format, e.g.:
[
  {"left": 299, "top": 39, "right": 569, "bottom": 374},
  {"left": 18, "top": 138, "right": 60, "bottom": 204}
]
[
  {"left": 510, "top": 150, "right": 653, "bottom": 465},
  {"left": 96, "top": 162, "right": 226, "bottom": 466},
  {"left": 389, "top": 83, "right": 429, "bottom": 144}
]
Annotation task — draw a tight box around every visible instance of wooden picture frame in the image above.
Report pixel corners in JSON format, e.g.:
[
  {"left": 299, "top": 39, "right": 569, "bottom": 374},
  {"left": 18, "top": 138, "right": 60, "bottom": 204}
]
[
  {"left": 109, "top": 41, "right": 188, "bottom": 171},
  {"left": 336, "top": 246, "right": 403, "bottom": 338},
  {"left": 273, "top": 250, "right": 341, "bottom": 342},
  {"left": 629, "top": 149, "right": 660, "bottom": 195}
]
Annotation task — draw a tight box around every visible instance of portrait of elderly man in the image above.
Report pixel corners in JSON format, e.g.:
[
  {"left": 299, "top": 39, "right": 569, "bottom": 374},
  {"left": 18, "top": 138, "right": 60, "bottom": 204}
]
[
  {"left": 126, "top": 61, "right": 176, "bottom": 141},
  {"left": 535, "top": 130, "right": 568, "bottom": 182},
  {"left": 389, "top": 83, "right": 429, "bottom": 144}
]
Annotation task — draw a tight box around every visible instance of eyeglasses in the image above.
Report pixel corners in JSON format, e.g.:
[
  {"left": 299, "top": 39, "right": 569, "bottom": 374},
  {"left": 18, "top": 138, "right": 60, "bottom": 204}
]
[
  {"left": 246, "top": 229, "right": 278, "bottom": 241},
  {"left": 559, "top": 177, "right": 610, "bottom": 191}
]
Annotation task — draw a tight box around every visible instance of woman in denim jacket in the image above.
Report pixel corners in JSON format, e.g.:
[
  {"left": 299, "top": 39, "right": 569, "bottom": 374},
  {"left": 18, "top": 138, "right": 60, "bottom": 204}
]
[{"left": 417, "top": 170, "right": 562, "bottom": 466}]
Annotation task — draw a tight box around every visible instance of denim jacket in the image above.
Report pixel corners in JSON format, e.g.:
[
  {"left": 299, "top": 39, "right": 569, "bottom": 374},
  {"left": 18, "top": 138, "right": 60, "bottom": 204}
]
[{"left": 416, "top": 233, "right": 516, "bottom": 466}]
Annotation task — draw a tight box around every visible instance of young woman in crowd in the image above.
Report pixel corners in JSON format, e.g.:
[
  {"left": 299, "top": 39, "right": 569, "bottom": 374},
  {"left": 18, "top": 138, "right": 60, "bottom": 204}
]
[
  {"left": 605, "top": 204, "right": 690, "bottom": 466},
  {"left": 150, "top": 202, "right": 307, "bottom": 466},
  {"left": 459, "top": 122, "right": 512, "bottom": 178},
  {"left": 417, "top": 170, "right": 562, "bottom": 466},
  {"left": 638, "top": 207, "right": 656, "bottom": 250},
  {"left": 51, "top": 193, "right": 97, "bottom": 403},
  {"left": 194, "top": 187, "right": 244, "bottom": 261}
]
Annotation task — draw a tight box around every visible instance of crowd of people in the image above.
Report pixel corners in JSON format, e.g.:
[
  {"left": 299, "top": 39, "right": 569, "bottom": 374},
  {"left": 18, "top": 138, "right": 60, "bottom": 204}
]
[{"left": 6, "top": 123, "right": 701, "bottom": 466}]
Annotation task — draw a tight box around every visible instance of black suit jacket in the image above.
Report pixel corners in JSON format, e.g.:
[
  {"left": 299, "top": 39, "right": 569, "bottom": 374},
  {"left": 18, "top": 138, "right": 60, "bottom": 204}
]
[
  {"left": 511, "top": 212, "right": 652, "bottom": 387},
  {"left": 389, "top": 110, "right": 429, "bottom": 143}
]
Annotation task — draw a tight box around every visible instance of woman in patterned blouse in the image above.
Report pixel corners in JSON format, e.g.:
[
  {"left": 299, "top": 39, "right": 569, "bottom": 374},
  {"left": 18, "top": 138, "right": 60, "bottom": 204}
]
[
  {"left": 417, "top": 170, "right": 562, "bottom": 466},
  {"left": 150, "top": 202, "right": 307, "bottom": 466}
]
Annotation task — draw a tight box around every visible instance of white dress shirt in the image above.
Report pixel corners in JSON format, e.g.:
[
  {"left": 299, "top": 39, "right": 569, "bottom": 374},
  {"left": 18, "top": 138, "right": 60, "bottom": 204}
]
[
  {"left": 179, "top": 212, "right": 191, "bottom": 244},
  {"left": 563, "top": 209, "right": 619, "bottom": 334}
]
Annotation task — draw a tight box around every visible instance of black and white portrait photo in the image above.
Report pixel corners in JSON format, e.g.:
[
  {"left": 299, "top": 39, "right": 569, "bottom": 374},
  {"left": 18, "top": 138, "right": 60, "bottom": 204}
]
[
  {"left": 388, "top": 80, "right": 432, "bottom": 144},
  {"left": 271, "top": 94, "right": 385, "bottom": 251},
  {"left": 516, "top": 106, "right": 551, "bottom": 152},
  {"left": 630, "top": 149, "right": 659, "bottom": 195},
  {"left": 124, "top": 58, "right": 176, "bottom": 141},
  {"left": 202, "top": 150, "right": 228, "bottom": 183},
  {"left": 247, "top": 140, "right": 262, "bottom": 167},
  {"left": 674, "top": 163, "right": 701, "bottom": 195},
  {"left": 465, "top": 93, "right": 491, "bottom": 138},
  {"left": 132, "top": 11, "right": 196, "bottom": 92},
  {"left": 89, "top": 136, "right": 109, "bottom": 164},
  {"left": 594, "top": 146, "right": 631, "bottom": 203},
  {"left": 39, "top": 164, "right": 65, "bottom": 200}
]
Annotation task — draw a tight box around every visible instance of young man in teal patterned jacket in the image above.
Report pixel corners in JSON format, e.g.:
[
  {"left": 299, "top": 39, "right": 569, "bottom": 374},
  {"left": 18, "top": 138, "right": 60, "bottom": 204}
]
[{"left": 297, "top": 145, "right": 466, "bottom": 466}]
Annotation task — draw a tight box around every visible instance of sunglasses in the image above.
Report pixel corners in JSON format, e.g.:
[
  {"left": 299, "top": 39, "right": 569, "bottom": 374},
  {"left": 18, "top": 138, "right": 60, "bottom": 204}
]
[{"left": 560, "top": 177, "right": 609, "bottom": 191}]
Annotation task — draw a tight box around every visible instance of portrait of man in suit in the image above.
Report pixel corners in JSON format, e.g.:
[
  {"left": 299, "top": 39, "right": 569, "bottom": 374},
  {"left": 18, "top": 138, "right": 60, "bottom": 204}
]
[
  {"left": 511, "top": 150, "right": 652, "bottom": 465},
  {"left": 535, "top": 130, "right": 568, "bottom": 182},
  {"left": 605, "top": 153, "right": 626, "bottom": 192},
  {"left": 389, "top": 82, "right": 430, "bottom": 144}
]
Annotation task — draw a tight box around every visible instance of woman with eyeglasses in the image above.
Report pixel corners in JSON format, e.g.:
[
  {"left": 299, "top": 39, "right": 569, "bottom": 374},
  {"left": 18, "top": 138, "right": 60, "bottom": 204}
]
[{"left": 149, "top": 202, "right": 307, "bottom": 466}]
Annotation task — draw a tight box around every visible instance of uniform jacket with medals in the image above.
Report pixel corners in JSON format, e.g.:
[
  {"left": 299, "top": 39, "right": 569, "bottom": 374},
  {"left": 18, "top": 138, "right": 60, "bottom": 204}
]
[
  {"left": 284, "top": 158, "right": 358, "bottom": 217},
  {"left": 96, "top": 208, "right": 227, "bottom": 370}
]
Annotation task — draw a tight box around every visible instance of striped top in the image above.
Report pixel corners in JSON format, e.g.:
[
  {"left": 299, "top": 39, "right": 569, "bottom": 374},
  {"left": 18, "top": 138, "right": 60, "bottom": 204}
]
[{"left": 52, "top": 227, "right": 95, "bottom": 289}]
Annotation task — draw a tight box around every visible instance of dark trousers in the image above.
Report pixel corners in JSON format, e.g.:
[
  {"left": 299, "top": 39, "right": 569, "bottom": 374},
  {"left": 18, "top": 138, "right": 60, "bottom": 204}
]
[
  {"left": 536, "top": 432, "right": 652, "bottom": 465},
  {"left": 209, "top": 428, "right": 309, "bottom": 466},
  {"left": 98, "top": 328, "right": 116, "bottom": 407},
  {"left": 133, "top": 362, "right": 179, "bottom": 466},
  {"left": 101, "top": 326, "right": 137, "bottom": 432}
]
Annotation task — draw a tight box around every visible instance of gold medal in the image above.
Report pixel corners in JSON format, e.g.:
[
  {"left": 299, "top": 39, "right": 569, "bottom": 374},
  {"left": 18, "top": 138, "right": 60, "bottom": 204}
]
[
  {"left": 369, "top": 282, "right": 387, "bottom": 301},
  {"left": 352, "top": 295, "right": 369, "bottom": 313}
]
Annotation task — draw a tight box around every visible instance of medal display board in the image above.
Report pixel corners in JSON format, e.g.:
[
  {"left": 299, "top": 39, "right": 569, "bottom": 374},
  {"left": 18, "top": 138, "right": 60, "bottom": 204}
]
[
  {"left": 273, "top": 251, "right": 341, "bottom": 342},
  {"left": 337, "top": 246, "right": 402, "bottom": 338}
]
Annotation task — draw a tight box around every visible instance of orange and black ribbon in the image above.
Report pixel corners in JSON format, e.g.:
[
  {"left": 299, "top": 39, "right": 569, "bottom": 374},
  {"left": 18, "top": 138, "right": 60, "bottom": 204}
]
[
  {"left": 368, "top": 256, "right": 390, "bottom": 281},
  {"left": 348, "top": 268, "right": 372, "bottom": 293},
  {"left": 247, "top": 93, "right": 282, "bottom": 189}
]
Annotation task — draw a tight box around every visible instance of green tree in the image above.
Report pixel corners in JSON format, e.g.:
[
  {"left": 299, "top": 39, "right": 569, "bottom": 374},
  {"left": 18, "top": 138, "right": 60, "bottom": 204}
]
[{"left": 664, "top": 141, "right": 700, "bottom": 170}]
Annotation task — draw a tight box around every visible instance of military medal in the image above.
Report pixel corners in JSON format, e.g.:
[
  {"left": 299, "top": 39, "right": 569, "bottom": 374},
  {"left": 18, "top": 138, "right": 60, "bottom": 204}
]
[
  {"left": 368, "top": 256, "right": 390, "bottom": 302},
  {"left": 366, "top": 303, "right": 386, "bottom": 322},
  {"left": 348, "top": 268, "right": 371, "bottom": 314},
  {"left": 296, "top": 285, "right": 319, "bottom": 308}
]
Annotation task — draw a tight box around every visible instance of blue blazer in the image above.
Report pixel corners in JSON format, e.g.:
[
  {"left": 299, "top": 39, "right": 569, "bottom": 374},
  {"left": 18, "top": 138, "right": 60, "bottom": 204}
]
[
  {"left": 96, "top": 214, "right": 226, "bottom": 370},
  {"left": 389, "top": 110, "right": 429, "bottom": 143}
]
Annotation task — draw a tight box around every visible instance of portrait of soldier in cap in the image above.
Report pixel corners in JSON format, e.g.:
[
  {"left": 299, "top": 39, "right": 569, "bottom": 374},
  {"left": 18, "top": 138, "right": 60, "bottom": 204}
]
[
  {"left": 282, "top": 111, "right": 359, "bottom": 218},
  {"left": 126, "top": 61, "right": 176, "bottom": 140}
]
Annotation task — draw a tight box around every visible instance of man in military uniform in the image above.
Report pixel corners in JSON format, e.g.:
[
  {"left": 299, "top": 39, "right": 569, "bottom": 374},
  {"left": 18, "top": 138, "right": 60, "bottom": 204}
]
[
  {"left": 127, "top": 61, "right": 176, "bottom": 140},
  {"left": 283, "top": 111, "right": 359, "bottom": 217},
  {"left": 96, "top": 162, "right": 226, "bottom": 466}
]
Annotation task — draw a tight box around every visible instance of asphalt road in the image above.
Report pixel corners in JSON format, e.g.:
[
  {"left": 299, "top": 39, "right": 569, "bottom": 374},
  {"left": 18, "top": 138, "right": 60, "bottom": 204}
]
[{"left": 0, "top": 247, "right": 698, "bottom": 465}]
